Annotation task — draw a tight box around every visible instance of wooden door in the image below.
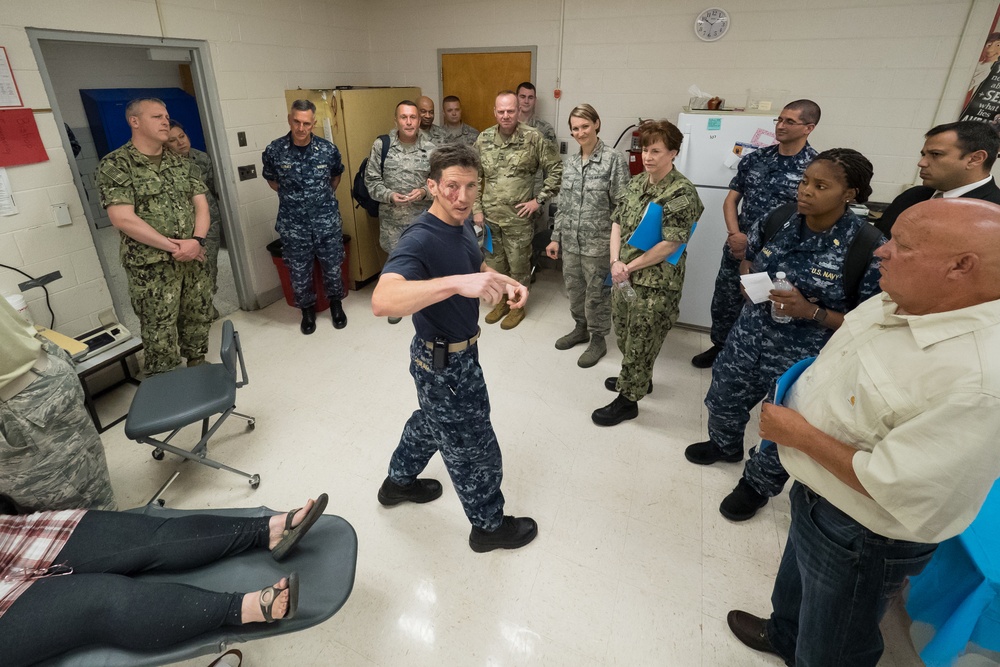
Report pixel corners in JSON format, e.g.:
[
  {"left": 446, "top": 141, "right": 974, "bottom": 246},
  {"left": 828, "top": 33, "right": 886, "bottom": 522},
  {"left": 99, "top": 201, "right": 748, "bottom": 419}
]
[{"left": 440, "top": 52, "right": 532, "bottom": 132}]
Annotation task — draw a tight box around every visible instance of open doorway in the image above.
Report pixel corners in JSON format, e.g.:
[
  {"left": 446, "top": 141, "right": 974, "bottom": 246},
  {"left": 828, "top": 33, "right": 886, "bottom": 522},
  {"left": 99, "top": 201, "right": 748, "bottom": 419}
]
[{"left": 27, "top": 30, "right": 252, "bottom": 337}]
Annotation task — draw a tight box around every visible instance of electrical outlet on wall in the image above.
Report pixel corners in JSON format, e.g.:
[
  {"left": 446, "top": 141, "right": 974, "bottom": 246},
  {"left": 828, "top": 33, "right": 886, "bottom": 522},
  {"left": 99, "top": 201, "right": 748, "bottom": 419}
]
[
  {"left": 560, "top": 141, "right": 567, "bottom": 154},
  {"left": 238, "top": 165, "right": 257, "bottom": 181}
]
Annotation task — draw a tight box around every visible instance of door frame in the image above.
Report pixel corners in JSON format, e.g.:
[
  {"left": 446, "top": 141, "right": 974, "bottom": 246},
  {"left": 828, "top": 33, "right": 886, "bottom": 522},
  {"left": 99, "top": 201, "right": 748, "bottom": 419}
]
[{"left": 26, "top": 28, "right": 255, "bottom": 312}]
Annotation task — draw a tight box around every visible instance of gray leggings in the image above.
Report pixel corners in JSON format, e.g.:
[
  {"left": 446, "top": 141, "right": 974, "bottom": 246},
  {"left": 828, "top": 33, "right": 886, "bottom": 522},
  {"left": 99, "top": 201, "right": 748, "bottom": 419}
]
[{"left": 0, "top": 510, "right": 270, "bottom": 667}]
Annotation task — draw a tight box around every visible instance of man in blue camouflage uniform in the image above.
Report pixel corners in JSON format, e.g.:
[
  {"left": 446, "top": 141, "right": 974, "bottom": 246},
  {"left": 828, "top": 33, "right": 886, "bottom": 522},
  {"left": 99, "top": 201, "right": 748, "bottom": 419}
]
[
  {"left": 372, "top": 143, "right": 537, "bottom": 553},
  {"left": 98, "top": 97, "right": 212, "bottom": 376},
  {"left": 691, "top": 100, "right": 820, "bottom": 369},
  {"left": 262, "top": 99, "right": 347, "bottom": 335},
  {"left": 686, "top": 148, "right": 884, "bottom": 523}
]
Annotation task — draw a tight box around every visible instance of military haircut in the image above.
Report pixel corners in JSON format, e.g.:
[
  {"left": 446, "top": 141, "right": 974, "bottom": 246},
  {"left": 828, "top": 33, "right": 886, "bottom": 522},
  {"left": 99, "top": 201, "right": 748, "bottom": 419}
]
[
  {"left": 290, "top": 98, "right": 317, "bottom": 115},
  {"left": 813, "top": 148, "right": 874, "bottom": 203},
  {"left": 639, "top": 119, "right": 684, "bottom": 152},
  {"left": 927, "top": 120, "right": 1000, "bottom": 170},
  {"left": 783, "top": 99, "right": 821, "bottom": 125},
  {"left": 428, "top": 143, "right": 480, "bottom": 181},
  {"left": 568, "top": 103, "right": 601, "bottom": 132},
  {"left": 497, "top": 89, "right": 516, "bottom": 98},
  {"left": 515, "top": 82, "right": 536, "bottom": 94},
  {"left": 396, "top": 99, "right": 418, "bottom": 114},
  {"left": 125, "top": 97, "right": 166, "bottom": 120},
  {"left": 443, "top": 95, "right": 461, "bottom": 104}
]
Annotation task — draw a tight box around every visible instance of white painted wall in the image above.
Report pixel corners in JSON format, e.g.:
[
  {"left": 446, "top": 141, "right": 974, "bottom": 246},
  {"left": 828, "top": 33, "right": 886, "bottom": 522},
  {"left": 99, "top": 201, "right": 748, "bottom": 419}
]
[
  {"left": 0, "top": 0, "right": 996, "bottom": 332},
  {"left": 368, "top": 0, "right": 996, "bottom": 202}
]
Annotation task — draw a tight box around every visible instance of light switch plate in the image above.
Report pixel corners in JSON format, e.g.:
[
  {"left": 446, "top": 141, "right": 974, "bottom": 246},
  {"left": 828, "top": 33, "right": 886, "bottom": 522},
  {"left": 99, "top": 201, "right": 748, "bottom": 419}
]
[{"left": 52, "top": 203, "right": 72, "bottom": 227}]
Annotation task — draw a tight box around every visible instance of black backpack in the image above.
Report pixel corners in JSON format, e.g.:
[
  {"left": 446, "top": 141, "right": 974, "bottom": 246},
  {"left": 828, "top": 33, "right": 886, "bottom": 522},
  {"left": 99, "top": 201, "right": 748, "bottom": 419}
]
[
  {"left": 351, "top": 134, "right": 390, "bottom": 218},
  {"left": 759, "top": 202, "right": 884, "bottom": 309}
]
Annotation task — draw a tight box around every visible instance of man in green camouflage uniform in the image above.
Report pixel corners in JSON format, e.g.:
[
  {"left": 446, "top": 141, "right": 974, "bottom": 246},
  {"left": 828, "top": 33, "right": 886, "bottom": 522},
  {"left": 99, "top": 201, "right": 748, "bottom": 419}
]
[
  {"left": 417, "top": 96, "right": 447, "bottom": 145},
  {"left": 438, "top": 96, "right": 480, "bottom": 147},
  {"left": 0, "top": 297, "right": 117, "bottom": 512},
  {"left": 516, "top": 82, "right": 558, "bottom": 147},
  {"left": 473, "top": 91, "right": 562, "bottom": 329},
  {"left": 365, "top": 100, "right": 436, "bottom": 254},
  {"left": 98, "top": 97, "right": 212, "bottom": 376},
  {"left": 167, "top": 119, "right": 222, "bottom": 302}
]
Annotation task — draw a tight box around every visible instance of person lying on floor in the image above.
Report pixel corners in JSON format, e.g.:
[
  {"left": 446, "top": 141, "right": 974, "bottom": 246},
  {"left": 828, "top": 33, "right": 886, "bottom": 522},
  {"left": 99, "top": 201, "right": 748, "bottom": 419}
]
[{"left": 0, "top": 493, "right": 328, "bottom": 667}]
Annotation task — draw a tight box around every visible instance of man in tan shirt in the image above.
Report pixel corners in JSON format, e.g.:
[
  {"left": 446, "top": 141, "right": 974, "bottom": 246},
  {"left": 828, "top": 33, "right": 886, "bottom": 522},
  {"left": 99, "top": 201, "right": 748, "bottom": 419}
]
[{"left": 728, "top": 198, "right": 1000, "bottom": 666}]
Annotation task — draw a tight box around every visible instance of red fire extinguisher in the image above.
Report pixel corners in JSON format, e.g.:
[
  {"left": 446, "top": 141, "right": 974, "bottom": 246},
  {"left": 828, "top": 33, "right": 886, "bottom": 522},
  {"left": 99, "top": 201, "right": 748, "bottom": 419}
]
[{"left": 628, "top": 128, "right": 644, "bottom": 176}]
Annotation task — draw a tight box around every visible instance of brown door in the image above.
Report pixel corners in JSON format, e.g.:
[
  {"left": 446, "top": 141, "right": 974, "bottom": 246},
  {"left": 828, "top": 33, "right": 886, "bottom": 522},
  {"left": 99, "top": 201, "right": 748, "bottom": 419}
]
[{"left": 440, "top": 51, "right": 532, "bottom": 132}]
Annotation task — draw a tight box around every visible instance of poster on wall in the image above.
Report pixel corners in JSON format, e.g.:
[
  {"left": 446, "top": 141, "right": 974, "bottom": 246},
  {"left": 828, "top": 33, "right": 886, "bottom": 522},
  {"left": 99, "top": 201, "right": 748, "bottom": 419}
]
[
  {"left": 961, "top": 4, "right": 1000, "bottom": 125},
  {"left": 0, "top": 47, "right": 23, "bottom": 108},
  {"left": 0, "top": 109, "right": 48, "bottom": 167}
]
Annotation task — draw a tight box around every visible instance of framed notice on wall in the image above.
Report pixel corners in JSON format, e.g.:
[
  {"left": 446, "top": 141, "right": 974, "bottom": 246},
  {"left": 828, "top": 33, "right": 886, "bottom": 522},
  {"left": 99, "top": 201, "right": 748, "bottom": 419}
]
[
  {"left": 0, "top": 47, "right": 23, "bottom": 108},
  {"left": 961, "top": 5, "right": 1000, "bottom": 124}
]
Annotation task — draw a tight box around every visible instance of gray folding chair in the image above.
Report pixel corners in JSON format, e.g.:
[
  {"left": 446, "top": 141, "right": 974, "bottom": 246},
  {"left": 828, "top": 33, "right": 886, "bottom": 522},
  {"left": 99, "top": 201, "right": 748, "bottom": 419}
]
[{"left": 125, "top": 320, "right": 260, "bottom": 492}]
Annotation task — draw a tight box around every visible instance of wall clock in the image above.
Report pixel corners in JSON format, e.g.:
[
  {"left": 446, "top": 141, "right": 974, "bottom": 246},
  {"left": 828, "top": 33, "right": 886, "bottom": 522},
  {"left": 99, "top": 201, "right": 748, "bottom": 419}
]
[{"left": 695, "top": 7, "right": 730, "bottom": 42}]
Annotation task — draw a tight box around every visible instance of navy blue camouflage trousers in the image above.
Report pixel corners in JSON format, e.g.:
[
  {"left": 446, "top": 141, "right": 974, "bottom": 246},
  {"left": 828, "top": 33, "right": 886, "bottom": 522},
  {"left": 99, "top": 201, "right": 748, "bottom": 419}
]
[
  {"left": 705, "top": 332, "right": 793, "bottom": 497},
  {"left": 387, "top": 338, "right": 505, "bottom": 531},
  {"left": 280, "top": 221, "right": 345, "bottom": 309},
  {"left": 708, "top": 248, "right": 745, "bottom": 348}
]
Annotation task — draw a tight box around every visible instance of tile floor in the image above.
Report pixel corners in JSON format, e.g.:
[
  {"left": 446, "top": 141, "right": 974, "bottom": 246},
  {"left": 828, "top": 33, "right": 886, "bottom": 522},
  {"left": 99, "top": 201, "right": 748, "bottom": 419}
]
[{"left": 95, "top": 269, "right": 924, "bottom": 666}]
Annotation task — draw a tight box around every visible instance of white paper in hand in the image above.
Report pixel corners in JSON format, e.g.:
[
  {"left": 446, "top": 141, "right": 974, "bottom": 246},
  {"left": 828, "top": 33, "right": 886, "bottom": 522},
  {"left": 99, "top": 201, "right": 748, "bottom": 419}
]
[{"left": 740, "top": 272, "right": 776, "bottom": 304}]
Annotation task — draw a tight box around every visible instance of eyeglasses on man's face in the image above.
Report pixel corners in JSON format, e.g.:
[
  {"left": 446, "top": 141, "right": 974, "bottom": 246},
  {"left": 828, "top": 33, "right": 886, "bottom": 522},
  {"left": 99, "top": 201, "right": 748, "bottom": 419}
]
[{"left": 774, "top": 117, "right": 811, "bottom": 127}]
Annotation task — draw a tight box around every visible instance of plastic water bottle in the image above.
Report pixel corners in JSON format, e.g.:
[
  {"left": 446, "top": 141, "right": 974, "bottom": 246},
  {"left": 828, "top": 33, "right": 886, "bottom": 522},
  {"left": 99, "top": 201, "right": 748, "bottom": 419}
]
[
  {"left": 614, "top": 279, "right": 637, "bottom": 302},
  {"left": 771, "top": 272, "right": 792, "bottom": 324}
]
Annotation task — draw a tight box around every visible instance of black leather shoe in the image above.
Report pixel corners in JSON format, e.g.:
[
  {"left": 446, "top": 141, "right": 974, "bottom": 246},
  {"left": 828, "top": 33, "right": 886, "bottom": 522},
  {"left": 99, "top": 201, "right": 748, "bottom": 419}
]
[
  {"left": 720, "top": 479, "right": 769, "bottom": 521},
  {"left": 691, "top": 344, "right": 722, "bottom": 369},
  {"left": 685, "top": 440, "right": 743, "bottom": 465},
  {"left": 592, "top": 394, "right": 638, "bottom": 426},
  {"left": 377, "top": 477, "right": 443, "bottom": 506},
  {"left": 727, "top": 610, "right": 780, "bottom": 657},
  {"left": 330, "top": 300, "right": 347, "bottom": 329},
  {"left": 300, "top": 306, "right": 316, "bottom": 335},
  {"left": 603, "top": 376, "right": 652, "bottom": 394},
  {"left": 469, "top": 515, "right": 538, "bottom": 553}
]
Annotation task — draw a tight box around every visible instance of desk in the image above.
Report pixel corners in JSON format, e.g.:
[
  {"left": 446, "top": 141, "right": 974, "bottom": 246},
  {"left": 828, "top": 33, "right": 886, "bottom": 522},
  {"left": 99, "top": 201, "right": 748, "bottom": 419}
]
[{"left": 75, "top": 336, "right": 143, "bottom": 433}]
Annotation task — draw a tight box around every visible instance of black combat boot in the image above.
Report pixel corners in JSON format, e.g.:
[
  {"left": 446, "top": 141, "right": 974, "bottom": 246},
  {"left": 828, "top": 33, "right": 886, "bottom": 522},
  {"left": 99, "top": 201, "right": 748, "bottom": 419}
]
[
  {"left": 330, "top": 300, "right": 347, "bottom": 329},
  {"left": 300, "top": 306, "right": 316, "bottom": 335}
]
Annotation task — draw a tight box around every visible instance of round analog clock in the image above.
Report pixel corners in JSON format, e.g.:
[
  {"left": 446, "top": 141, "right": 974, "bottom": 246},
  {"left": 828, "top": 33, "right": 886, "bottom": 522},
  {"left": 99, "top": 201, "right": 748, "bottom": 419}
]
[{"left": 695, "top": 7, "right": 730, "bottom": 42}]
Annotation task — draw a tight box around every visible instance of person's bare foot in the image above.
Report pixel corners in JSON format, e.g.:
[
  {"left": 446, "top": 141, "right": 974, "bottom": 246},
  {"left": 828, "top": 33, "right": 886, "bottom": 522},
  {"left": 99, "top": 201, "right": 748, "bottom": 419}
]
[
  {"left": 241, "top": 577, "right": 289, "bottom": 624},
  {"left": 268, "top": 499, "right": 315, "bottom": 550}
]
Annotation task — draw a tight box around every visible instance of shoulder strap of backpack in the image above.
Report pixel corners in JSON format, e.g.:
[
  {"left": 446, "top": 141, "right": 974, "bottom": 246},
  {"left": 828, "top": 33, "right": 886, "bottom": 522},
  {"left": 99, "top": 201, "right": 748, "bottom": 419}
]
[
  {"left": 843, "top": 222, "right": 884, "bottom": 309},
  {"left": 761, "top": 202, "right": 798, "bottom": 245},
  {"left": 378, "top": 134, "right": 390, "bottom": 176}
]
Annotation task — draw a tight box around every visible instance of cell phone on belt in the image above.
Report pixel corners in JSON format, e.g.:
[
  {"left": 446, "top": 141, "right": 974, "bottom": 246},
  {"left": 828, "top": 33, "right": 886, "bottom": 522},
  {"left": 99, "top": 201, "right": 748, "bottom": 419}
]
[{"left": 432, "top": 336, "right": 448, "bottom": 369}]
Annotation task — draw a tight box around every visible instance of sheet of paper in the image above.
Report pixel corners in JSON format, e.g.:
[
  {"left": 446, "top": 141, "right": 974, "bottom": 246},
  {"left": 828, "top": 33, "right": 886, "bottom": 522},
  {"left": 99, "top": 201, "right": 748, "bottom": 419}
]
[
  {"left": 0, "top": 167, "right": 16, "bottom": 215},
  {"left": 0, "top": 108, "right": 48, "bottom": 167},
  {"left": 740, "top": 271, "right": 775, "bottom": 304},
  {"left": 0, "top": 48, "right": 22, "bottom": 107}
]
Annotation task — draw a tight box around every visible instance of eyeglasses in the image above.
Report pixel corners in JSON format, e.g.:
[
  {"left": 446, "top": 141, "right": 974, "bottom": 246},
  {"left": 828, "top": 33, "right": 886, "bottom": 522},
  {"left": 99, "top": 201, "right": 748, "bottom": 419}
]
[{"left": 774, "top": 117, "right": 811, "bottom": 126}]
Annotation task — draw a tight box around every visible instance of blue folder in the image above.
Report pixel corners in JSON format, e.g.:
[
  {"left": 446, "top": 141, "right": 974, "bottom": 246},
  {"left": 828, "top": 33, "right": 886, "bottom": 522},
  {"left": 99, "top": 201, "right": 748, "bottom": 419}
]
[
  {"left": 483, "top": 223, "right": 493, "bottom": 253},
  {"left": 624, "top": 202, "right": 696, "bottom": 265},
  {"left": 759, "top": 356, "right": 816, "bottom": 450}
]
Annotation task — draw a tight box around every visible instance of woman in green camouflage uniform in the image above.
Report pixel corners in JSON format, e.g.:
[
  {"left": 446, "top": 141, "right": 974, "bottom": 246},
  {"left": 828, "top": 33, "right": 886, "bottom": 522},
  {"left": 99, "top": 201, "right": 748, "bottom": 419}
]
[
  {"left": 546, "top": 104, "right": 630, "bottom": 368},
  {"left": 593, "top": 120, "right": 704, "bottom": 426}
]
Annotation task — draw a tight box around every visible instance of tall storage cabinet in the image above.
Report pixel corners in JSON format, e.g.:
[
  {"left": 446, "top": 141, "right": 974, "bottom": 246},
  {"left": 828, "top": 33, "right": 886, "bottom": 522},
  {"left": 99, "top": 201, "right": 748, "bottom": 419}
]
[{"left": 284, "top": 87, "right": 421, "bottom": 284}]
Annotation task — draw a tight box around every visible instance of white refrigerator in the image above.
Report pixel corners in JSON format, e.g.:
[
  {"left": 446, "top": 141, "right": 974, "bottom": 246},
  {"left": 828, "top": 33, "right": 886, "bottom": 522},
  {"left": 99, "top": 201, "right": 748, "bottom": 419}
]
[{"left": 674, "top": 111, "right": 779, "bottom": 329}]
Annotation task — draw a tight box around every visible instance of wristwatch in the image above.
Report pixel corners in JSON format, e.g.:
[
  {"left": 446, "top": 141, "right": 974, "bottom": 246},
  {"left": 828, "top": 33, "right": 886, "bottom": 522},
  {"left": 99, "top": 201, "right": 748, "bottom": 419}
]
[{"left": 193, "top": 236, "right": 207, "bottom": 247}]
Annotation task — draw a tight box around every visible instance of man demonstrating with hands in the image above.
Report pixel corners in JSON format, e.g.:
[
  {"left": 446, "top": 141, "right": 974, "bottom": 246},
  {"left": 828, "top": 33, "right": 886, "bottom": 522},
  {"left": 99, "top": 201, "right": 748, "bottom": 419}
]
[
  {"left": 372, "top": 144, "right": 537, "bottom": 553},
  {"left": 99, "top": 97, "right": 213, "bottom": 375}
]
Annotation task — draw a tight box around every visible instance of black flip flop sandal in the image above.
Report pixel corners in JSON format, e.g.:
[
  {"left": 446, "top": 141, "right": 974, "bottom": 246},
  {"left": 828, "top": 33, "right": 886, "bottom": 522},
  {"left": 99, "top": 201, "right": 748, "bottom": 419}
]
[
  {"left": 271, "top": 493, "right": 329, "bottom": 562},
  {"left": 258, "top": 572, "right": 299, "bottom": 623}
]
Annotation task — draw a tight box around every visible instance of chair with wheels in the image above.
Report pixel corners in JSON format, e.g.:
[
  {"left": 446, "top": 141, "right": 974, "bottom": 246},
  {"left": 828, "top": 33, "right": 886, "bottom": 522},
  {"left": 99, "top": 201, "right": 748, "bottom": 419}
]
[{"left": 125, "top": 320, "right": 260, "bottom": 490}]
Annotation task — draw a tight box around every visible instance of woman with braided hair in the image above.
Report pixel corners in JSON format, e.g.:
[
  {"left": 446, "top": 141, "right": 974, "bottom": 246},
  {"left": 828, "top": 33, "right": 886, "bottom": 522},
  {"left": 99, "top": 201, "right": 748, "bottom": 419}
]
[{"left": 684, "top": 148, "right": 886, "bottom": 521}]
